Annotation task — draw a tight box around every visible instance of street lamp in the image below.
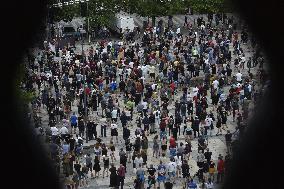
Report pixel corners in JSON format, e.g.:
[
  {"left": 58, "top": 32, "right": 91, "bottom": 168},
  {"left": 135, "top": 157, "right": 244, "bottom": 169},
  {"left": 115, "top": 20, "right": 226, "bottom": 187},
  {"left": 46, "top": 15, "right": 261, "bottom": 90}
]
[
  {"left": 80, "top": 20, "right": 88, "bottom": 142},
  {"left": 82, "top": 64, "right": 88, "bottom": 143},
  {"left": 86, "top": 0, "right": 90, "bottom": 44}
]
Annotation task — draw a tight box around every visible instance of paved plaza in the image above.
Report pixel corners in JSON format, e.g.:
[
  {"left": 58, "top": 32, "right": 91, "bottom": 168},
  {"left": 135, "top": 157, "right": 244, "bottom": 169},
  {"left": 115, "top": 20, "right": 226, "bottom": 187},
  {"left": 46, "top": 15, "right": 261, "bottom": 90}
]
[{"left": 27, "top": 13, "right": 265, "bottom": 189}]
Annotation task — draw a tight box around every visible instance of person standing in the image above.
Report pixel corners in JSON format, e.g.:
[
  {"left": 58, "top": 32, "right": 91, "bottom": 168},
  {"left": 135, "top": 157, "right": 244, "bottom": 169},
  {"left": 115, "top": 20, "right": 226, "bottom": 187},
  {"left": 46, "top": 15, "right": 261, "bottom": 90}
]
[
  {"left": 117, "top": 164, "right": 126, "bottom": 189},
  {"left": 167, "top": 158, "right": 177, "bottom": 183},
  {"left": 119, "top": 148, "right": 127, "bottom": 172},
  {"left": 125, "top": 139, "right": 132, "bottom": 163},
  {"left": 59, "top": 125, "right": 69, "bottom": 141},
  {"left": 182, "top": 160, "right": 190, "bottom": 188},
  {"left": 93, "top": 156, "right": 101, "bottom": 178},
  {"left": 70, "top": 112, "right": 78, "bottom": 134},
  {"left": 109, "top": 164, "right": 118, "bottom": 187},
  {"left": 197, "top": 150, "right": 205, "bottom": 168},
  {"left": 157, "top": 160, "right": 166, "bottom": 188},
  {"left": 50, "top": 125, "right": 59, "bottom": 143},
  {"left": 78, "top": 118, "right": 85, "bottom": 138},
  {"left": 209, "top": 160, "right": 216, "bottom": 182},
  {"left": 153, "top": 135, "right": 160, "bottom": 158},
  {"left": 225, "top": 130, "right": 232, "bottom": 154},
  {"left": 85, "top": 154, "right": 93, "bottom": 178},
  {"left": 111, "top": 123, "right": 118, "bottom": 143},
  {"left": 204, "top": 148, "right": 212, "bottom": 164},
  {"left": 216, "top": 114, "right": 222, "bottom": 136},
  {"left": 147, "top": 164, "right": 157, "bottom": 189},
  {"left": 192, "top": 116, "right": 200, "bottom": 138},
  {"left": 101, "top": 123, "right": 107, "bottom": 138},
  {"left": 217, "top": 155, "right": 224, "bottom": 183}
]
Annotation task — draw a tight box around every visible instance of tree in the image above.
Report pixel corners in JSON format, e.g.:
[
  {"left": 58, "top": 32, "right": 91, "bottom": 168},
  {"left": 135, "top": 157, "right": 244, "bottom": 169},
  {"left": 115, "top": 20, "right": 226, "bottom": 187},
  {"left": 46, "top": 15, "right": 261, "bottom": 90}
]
[
  {"left": 187, "top": 0, "right": 232, "bottom": 14},
  {"left": 14, "top": 63, "right": 36, "bottom": 105},
  {"left": 50, "top": 3, "right": 81, "bottom": 23},
  {"left": 120, "top": 0, "right": 187, "bottom": 26},
  {"left": 87, "top": 0, "right": 119, "bottom": 28}
]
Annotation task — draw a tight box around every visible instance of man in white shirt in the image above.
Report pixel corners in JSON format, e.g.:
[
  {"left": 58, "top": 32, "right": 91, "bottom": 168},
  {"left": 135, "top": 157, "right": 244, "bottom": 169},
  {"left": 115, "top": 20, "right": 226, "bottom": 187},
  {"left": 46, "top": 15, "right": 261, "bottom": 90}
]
[
  {"left": 153, "top": 109, "right": 161, "bottom": 125},
  {"left": 212, "top": 79, "right": 219, "bottom": 90},
  {"left": 247, "top": 83, "right": 252, "bottom": 99},
  {"left": 192, "top": 86, "right": 199, "bottom": 97},
  {"left": 235, "top": 71, "right": 242, "bottom": 83},
  {"left": 59, "top": 125, "right": 69, "bottom": 140},
  {"left": 129, "top": 61, "right": 134, "bottom": 68},
  {"left": 151, "top": 83, "right": 157, "bottom": 91},
  {"left": 126, "top": 67, "right": 132, "bottom": 78},
  {"left": 108, "top": 41, "right": 113, "bottom": 47},
  {"left": 247, "top": 83, "right": 252, "bottom": 93},
  {"left": 111, "top": 108, "right": 118, "bottom": 122},
  {"left": 220, "top": 92, "right": 226, "bottom": 102},
  {"left": 205, "top": 116, "right": 213, "bottom": 136},
  {"left": 176, "top": 27, "right": 181, "bottom": 35},
  {"left": 167, "top": 159, "right": 177, "bottom": 181},
  {"left": 134, "top": 154, "right": 144, "bottom": 168},
  {"left": 141, "top": 65, "right": 148, "bottom": 78},
  {"left": 141, "top": 100, "right": 148, "bottom": 116},
  {"left": 51, "top": 126, "right": 59, "bottom": 136},
  {"left": 174, "top": 155, "right": 182, "bottom": 177},
  {"left": 50, "top": 126, "right": 59, "bottom": 142}
]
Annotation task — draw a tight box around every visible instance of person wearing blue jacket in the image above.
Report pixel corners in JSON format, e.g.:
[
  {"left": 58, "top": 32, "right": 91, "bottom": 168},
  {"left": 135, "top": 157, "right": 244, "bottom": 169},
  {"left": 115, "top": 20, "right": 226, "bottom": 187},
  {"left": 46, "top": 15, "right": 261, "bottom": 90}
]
[{"left": 188, "top": 178, "right": 197, "bottom": 189}]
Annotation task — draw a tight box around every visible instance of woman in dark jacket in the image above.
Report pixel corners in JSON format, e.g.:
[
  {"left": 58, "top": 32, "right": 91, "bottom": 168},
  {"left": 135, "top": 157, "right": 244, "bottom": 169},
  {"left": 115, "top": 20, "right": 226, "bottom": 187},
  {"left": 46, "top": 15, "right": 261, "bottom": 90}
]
[
  {"left": 93, "top": 156, "right": 101, "bottom": 178},
  {"left": 149, "top": 113, "right": 156, "bottom": 134},
  {"left": 91, "top": 93, "right": 97, "bottom": 111},
  {"left": 216, "top": 114, "right": 222, "bottom": 136},
  {"left": 109, "top": 164, "right": 118, "bottom": 187},
  {"left": 182, "top": 160, "right": 190, "bottom": 188}
]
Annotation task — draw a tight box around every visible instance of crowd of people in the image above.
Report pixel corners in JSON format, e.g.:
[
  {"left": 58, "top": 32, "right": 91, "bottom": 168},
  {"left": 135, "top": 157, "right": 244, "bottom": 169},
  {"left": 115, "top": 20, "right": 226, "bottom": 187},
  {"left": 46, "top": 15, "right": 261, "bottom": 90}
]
[{"left": 23, "top": 13, "right": 268, "bottom": 189}]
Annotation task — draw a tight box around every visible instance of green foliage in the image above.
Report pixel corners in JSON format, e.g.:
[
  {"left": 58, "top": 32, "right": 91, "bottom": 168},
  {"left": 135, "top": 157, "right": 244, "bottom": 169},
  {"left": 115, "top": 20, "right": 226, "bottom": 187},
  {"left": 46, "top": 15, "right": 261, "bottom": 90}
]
[
  {"left": 49, "top": 0, "right": 233, "bottom": 28},
  {"left": 14, "top": 64, "right": 36, "bottom": 104},
  {"left": 123, "top": 0, "right": 187, "bottom": 17},
  {"left": 87, "top": 0, "right": 118, "bottom": 28},
  {"left": 52, "top": 4, "right": 81, "bottom": 22},
  {"left": 189, "top": 0, "right": 232, "bottom": 14}
]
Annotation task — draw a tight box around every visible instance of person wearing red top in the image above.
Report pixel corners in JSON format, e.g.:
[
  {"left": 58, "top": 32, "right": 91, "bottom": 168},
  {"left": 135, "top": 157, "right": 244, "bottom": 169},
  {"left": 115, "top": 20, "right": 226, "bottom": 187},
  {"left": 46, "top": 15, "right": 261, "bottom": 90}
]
[
  {"left": 217, "top": 155, "right": 225, "bottom": 183},
  {"left": 169, "top": 136, "right": 176, "bottom": 148},
  {"left": 85, "top": 87, "right": 91, "bottom": 96},
  {"left": 170, "top": 81, "right": 175, "bottom": 95},
  {"left": 117, "top": 164, "right": 126, "bottom": 189}
]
